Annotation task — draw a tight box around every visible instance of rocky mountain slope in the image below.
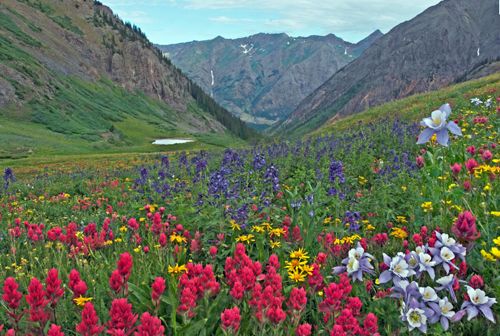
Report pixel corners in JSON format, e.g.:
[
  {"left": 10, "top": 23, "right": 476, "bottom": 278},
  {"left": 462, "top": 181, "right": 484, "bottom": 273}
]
[
  {"left": 273, "top": 0, "right": 500, "bottom": 136},
  {"left": 0, "top": 0, "right": 255, "bottom": 158},
  {"left": 157, "top": 30, "right": 382, "bottom": 128}
]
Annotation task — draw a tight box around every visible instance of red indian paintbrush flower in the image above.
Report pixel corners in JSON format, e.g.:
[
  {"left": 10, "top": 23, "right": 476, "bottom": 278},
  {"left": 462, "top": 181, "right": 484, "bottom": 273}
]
[
  {"left": 26, "top": 277, "right": 49, "bottom": 323},
  {"left": 45, "top": 268, "right": 64, "bottom": 307},
  {"left": 110, "top": 269, "right": 124, "bottom": 293},
  {"left": 451, "top": 211, "right": 480, "bottom": 244},
  {"left": 76, "top": 302, "right": 104, "bottom": 336},
  {"left": 117, "top": 252, "right": 133, "bottom": 281},
  {"left": 107, "top": 298, "right": 138, "bottom": 332},
  {"left": 295, "top": 323, "right": 312, "bottom": 336},
  {"left": 221, "top": 306, "right": 241, "bottom": 333},
  {"left": 135, "top": 312, "right": 165, "bottom": 336},
  {"left": 47, "top": 324, "right": 65, "bottom": 336},
  {"left": 2, "top": 277, "right": 23, "bottom": 310},
  {"left": 151, "top": 277, "right": 166, "bottom": 303}
]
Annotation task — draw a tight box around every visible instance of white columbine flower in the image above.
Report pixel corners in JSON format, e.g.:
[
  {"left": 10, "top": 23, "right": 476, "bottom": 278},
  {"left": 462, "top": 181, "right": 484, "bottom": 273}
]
[
  {"left": 390, "top": 255, "right": 411, "bottom": 278},
  {"left": 439, "top": 298, "right": 455, "bottom": 318},
  {"left": 440, "top": 233, "right": 456, "bottom": 246},
  {"left": 420, "top": 286, "right": 438, "bottom": 302},
  {"left": 467, "top": 286, "right": 489, "bottom": 306},
  {"left": 440, "top": 247, "right": 455, "bottom": 262},
  {"left": 436, "top": 274, "right": 454, "bottom": 286},
  {"left": 348, "top": 246, "right": 364, "bottom": 260},
  {"left": 406, "top": 308, "right": 427, "bottom": 330},
  {"left": 346, "top": 257, "right": 360, "bottom": 275}
]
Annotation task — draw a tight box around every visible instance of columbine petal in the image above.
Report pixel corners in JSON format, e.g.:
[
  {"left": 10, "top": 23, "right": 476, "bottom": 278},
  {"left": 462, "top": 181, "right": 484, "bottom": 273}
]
[
  {"left": 440, "top": 103, "right": 451, "bottom": 118},
  {"left": 466, "top": 306, "right": 479, "bottom": 321},
  {"left": 379, "top": 270, "right": 392, "bottom": 284},
  {"left": 441, "top": 316, "right": 449, "bottom": 331},
  {"left": 436, "top": 129, "right": 449, "bottom": 146},
  {"left": 447, "top": 121, "right": 462, "bottom": 136},
  {"left": 479, "top": 305, "right": 496, "bottom": 323},
  {"left": 417, "top": 128, "right": 435, "bottom": 145}
]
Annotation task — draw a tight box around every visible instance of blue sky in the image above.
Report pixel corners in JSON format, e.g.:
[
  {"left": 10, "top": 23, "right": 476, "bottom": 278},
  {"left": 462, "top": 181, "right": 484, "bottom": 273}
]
[{"left": 102, "top": 0, "right": 442, "bottom": 45}]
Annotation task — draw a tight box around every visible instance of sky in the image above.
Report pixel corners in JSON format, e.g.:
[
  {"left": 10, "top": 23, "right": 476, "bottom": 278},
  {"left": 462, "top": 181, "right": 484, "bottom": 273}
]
[{"left": 102, "top": 0, "right": 443, "bottom": 45}]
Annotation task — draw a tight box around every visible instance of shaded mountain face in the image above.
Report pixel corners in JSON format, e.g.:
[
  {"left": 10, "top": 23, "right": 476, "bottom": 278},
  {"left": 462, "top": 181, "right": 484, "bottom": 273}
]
[
  {"left": 0, "top": 0, "right": 254, "bottom": 144},
  {"left": 157, "top": 31, "right": 382, "bottom": 128},
  {"left": 274, "top": 0, "right": 500, "bottom": 136}
]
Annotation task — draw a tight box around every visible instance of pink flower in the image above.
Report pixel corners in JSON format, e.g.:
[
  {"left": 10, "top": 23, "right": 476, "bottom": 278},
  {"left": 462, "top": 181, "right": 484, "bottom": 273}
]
[
  {"left": 76, "top": 302, "right": 104, "bottom": 336},
  {"left": 2, "top": 277, "right": 22, "bottom": 310},
  {"left": 416, "top": 156, "right": 424, "bottom": 168},
  {"left": 221, "top": 306, "right": 241, "bottom": 332},
  {"left": 45, "top": 268, "right": 64, "bottom": 307},
  {"left": 465, "top": 158, "right": 478, "bottom": 174},
  {"left": 482, "top": 150, "right": 492, "bottom": 162},
  {"left": 287, "top": 287, "right": 307, "bottom": 312},
  {"left": 134, "top": 312, "right": 164, "bottom": 336},
  {"left": 117, "top": 252, "right": 133, "bottom": 281},
  {"left": 47, "top": 324, "right": 65, "bottom": 336},
  {"left": 450, "top": 163, "right": 462, "bottom": 175},
  {"left": 107, "top": 298, "right": 138, "bottom": 332},
  {"left": 151, "top": 277, "right": 166, "bottom": 303},
  {"left": 451, "top": 211, "right": 480, "bottom": 243},
  {"left": 469, "top": 275, "right": 484, "bottom": 289},
  {"left": 296, "top": 323, "right": 312, "bottom": 336},
  {"left": 26, "top": 277, "right": 49, "bottom": 323}
]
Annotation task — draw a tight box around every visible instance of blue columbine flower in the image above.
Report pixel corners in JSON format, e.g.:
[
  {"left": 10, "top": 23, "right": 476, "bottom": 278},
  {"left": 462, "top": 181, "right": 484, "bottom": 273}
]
[{"left": 416, "top": 103, "right": 462, "bottom": 146}]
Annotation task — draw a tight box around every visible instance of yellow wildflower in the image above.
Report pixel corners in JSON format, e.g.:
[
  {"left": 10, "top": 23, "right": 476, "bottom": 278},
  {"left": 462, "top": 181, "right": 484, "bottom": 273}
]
[
  {"left": 481, "top": 249, "right": 496, "bottom": 262},
  {"left": 396, "top": 216, "right": 407, "bottom": 224},
  {"left": 285, "top": 259, "right": 307, "bottom": 271},
  {"left": 229, "top": 220, "right": 241, "bottom": 231},
  {"left": 390, "top": 227, "right": 408, "bottom": 240},
  {"left": 401, "top": 185, "right": 407, "bottom": 192},
  {"left": 288, "top": 268, "right": 307, "bottom": 282},
  {"left": 270, "top": 241, "right": 281, "bottom": 249},
  {"left": 251, "top": 225, "right": 265, "bottom": 233},
  {"left": 490, "top": 211, "right": 500, "bottom": 217},
  {"left": 235, "top": 234, "right": 255, "bottom": 244},
  {"left": 421, "top": 202, "right": 433, "bottom": 213},
  {"left": 493, "top": 237, "right": 500, "bottom": 246},
  {"left": 170, "top": 233, "right": 187, "bottom": 244},
  {"left": 114, "top": 238, "right": 123, "bottom": 243},
  {"left": 269, "top": 228, "right": 286, "bottom": 237},
  {"left": 74, "top": 296, "right": 93, "bottom": 307},
  {"left": 119, "top": 226, "right": 128, "bottom": 233},
  {"left": 301, "top": 264, "right": 314, "bottom": 276},
  {"left": 168, "top": 264, "right": 188, "bottom": 275},
  {"left": 290, "top": 248, "right": 309, "bottom": 260},
  {"left": 491, "top": 247, "right": 500, "bottom": 259},
  {"left": 323, "top": 217, "right": 332, "bottom": 225},
  {"left": 358, "top": 176, "right": 367, "bottom": 185}
]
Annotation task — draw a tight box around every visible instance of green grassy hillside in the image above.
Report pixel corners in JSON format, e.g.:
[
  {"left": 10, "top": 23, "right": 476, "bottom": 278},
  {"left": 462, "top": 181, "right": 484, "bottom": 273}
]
[
  {"left": 312, "top": 73, "right": 500, "bottom": 135},
  {"left": 0, "top": 0, "right": 253, "bottom": 161}
]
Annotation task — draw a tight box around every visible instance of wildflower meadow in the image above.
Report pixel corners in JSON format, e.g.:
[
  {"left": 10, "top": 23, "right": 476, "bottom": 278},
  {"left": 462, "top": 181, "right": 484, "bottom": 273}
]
[{"left": 0, "top": 96, "right": 498, "bottom": 335}]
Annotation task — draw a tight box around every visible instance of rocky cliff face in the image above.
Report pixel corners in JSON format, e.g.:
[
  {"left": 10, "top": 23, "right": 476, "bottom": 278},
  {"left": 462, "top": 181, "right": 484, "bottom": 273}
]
[
  {"left": 158, "top": 31, "right": 382, "bottom": 128},
  {"left": 275, "top": 0, "right": 500, "bottom": 136},
  {"left": 0, "top": 0, "right": 253, "bottom": 138}
]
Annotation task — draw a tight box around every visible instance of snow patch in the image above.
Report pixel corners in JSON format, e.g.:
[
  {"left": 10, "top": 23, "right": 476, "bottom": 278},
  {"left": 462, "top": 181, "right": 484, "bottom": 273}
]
[
  {"left": 240, "top": 43, "right": 254, "bottom": 54},
  {"left": 477, "top": 48, "right": 480, "bottom": 56},
  {"left": 210, "top": 69, "right": 214, "bottom": 86}
]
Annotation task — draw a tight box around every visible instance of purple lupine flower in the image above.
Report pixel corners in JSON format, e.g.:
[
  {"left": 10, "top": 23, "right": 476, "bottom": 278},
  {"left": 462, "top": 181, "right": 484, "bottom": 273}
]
[
  {"left": 333, "top": 244, "right": 375, "bottom": 282},
  {"left": 329, "top": 159, "right": 345, "bottom": 184},
  {"left": 3, "top": 167, "right": 15, "bottom": 191},
  {"left": 416, "top": 103, "right": 462, "bottom": 146},
  {"left": 436, "top": 275, "right": 458, "bottom": 303},
  {"left": 456, "top": 286, "right": 497, "bottom": 323},
  {"left": 379, "top": 253, "right": 415, "bottom": 284},
  {"left": 428, "top": 297, "right": 455, "bottom": 331}
]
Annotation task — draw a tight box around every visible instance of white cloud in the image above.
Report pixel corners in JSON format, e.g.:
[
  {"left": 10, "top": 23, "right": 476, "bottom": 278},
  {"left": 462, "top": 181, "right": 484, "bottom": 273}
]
[
  {"left": 181, "top": 0, "right": 442, "bottom": 38},
  {"left": 209, "top": 16, "right": 256, "bottom": 23}
]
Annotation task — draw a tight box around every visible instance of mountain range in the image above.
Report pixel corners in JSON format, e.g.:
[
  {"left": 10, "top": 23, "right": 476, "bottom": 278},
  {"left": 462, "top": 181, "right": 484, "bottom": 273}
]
[
  {"left": 273, "top": 0, "right": 500, "bottom": 136},
  {"left": 0, "top": 0, "right": 255, "bottom": 158},
  {"left": 157, "top": 30, "right": 383, "bottom": 128}
]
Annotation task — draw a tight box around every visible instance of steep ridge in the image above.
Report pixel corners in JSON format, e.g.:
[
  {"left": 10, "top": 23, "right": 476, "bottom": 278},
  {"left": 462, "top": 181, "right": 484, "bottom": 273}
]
[
  {"left": 158, "top": 31, "right": 382, "bottom": 128},
  {"left": 274, "top": 0, "right": 500, "bottom": 136},
  {"left": 0, "top": 0, "right": 255, "bottom": 158}
]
